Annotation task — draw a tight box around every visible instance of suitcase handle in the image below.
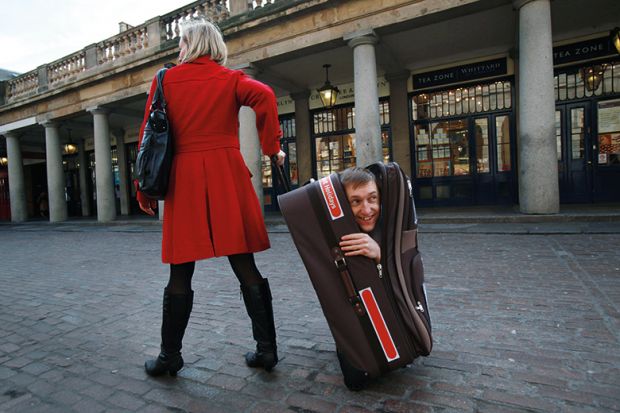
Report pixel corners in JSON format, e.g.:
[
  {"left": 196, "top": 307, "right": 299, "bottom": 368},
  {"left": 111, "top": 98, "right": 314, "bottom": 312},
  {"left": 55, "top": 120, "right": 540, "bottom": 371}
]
[{"left": 271, "top": 155, "right": 291, "bottom": 193}]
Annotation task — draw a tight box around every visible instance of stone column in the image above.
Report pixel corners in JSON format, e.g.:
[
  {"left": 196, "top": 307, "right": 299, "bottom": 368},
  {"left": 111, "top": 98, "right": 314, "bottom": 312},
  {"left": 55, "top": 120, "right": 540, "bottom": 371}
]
[
  {"left": 386, "top": 71, "right": 411, "bottom": 177},
  {"left": 292, "top": 90, "right": 312, "bottom": 184},
  {"left": 4, "top": 132, "right": 28, "bottom": 222},
  {"left": 115, "top": 131, "right": 130, "bottom": 216},
  {"left": 77, "top": 139, "right": 91, "bottom": 216},
  {"left": 237, "top": 65, "right": 264, "bottom": 212},
  {"left": 89, "top": 108, "right": 116, "bottom": 222},
  {"left": 42, "top": 122, "right": 68, "bottom": 222},
  {"left": 514, "top": 0, "right": 559, "bottom": 214},
  {"left": 345, "top": 29, "right": 382, "bottom": 168}
]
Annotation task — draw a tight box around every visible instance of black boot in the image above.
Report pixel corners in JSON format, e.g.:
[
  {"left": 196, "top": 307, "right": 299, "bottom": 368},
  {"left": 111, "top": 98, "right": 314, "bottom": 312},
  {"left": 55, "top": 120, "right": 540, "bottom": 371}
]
[
  {"left": 145, "top": 288, "right": 194, "bottom": 376},
  {"left": 241, "top": 279, "right": 278, "bottom": 372}
]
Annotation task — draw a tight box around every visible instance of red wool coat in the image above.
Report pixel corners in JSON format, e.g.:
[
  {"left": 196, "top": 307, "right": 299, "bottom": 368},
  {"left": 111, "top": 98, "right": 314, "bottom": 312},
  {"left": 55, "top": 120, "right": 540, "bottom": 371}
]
[{"left": 137, "top": 56, "right": 282, "bottom": 264}]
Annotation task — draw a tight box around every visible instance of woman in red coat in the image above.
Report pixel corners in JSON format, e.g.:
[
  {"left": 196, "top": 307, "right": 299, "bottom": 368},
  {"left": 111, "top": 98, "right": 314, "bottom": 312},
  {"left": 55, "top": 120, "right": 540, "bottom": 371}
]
[{"left": 137, "top": 17, "right": 286, "bottom": 377}]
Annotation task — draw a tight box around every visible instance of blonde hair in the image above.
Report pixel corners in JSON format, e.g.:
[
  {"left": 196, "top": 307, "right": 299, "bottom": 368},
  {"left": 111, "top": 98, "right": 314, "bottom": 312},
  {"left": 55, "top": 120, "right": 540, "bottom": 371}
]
[{"left": 178, "top": 17, "right": 227, "bottom": 65}]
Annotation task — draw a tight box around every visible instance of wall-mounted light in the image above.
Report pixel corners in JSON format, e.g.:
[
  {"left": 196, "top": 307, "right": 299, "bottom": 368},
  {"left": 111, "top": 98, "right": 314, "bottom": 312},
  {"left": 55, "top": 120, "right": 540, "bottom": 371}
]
[
  {"left": 317, "top": 64, "right": 339, "bottom": 108},
  {"left": 611, "top": 27, "right": 620, "bottom": 54},
  {"left": 0, "top": 157, "right": 8, "bottom": 166},
  {"left": 579, "top": 64, "right": 607, "bottom": 92}
]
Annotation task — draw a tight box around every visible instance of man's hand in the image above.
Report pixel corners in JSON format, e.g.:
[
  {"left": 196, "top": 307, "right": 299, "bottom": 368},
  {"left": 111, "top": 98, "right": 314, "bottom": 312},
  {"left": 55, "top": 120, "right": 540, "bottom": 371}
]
[
  {"left": 139, "top": 199, "right": 158, "bottom": 216},
  {"left": 339, "top": 233, "right": 381, "bottom": 264},
  {"left": 273, "top": 150, "right": 286, "bottom": 166}
]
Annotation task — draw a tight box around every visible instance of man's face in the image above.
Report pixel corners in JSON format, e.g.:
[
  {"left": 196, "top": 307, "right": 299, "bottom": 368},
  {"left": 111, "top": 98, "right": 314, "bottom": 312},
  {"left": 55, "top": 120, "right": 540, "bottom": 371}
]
[{"left": 344, "top": 181, "right": 380, "bottom": 233}]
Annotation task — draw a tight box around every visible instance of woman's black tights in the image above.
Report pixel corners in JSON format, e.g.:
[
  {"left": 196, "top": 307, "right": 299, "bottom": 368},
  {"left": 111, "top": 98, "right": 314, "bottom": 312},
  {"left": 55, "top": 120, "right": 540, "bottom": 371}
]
[
  {"left": 166, "top": 262, "right": 195, "bottom": 295},
  {"left": 166, "top": 253, "right": 264, "bottom": 294},
  {"left": 228, "top": 253, "right": 265, "bottom": 286}
]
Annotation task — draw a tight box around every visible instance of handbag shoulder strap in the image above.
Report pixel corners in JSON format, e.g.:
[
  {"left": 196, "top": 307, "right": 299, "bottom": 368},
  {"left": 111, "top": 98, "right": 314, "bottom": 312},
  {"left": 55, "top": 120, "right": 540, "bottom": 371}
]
[{"left": 150, "top": 68, "right": 168, "bottom": 110}]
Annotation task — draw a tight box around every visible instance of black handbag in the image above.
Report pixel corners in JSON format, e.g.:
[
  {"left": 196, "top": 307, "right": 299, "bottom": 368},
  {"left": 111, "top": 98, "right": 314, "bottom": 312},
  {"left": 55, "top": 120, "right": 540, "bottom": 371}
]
[{"left": 136, "top": 68, "right": 173, "bottom": 200}]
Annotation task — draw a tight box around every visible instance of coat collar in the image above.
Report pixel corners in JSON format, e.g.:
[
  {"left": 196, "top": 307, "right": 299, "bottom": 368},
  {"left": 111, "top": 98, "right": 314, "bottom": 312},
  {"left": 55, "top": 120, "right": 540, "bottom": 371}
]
[{"left": 189, "top": 55, "right": 218, "bottom": 66}]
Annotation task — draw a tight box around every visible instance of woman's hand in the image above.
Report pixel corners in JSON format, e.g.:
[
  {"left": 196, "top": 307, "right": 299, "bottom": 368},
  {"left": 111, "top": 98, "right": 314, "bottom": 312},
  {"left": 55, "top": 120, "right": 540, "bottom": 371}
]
[
  {"left": 339, "top": 233, "right": 381, "bottom": 264},
  {"left": 139, "top": 199, "right": 158, "bottom": 216},
  {"left": 273, "top": 150, "right": 286, "bottom": 166}
]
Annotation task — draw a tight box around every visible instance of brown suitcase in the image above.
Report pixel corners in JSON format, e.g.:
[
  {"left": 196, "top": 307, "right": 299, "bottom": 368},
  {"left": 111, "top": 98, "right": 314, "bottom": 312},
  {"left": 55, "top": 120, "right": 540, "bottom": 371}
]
[{"left": 278, "top": 162, "right": 432, "bottom": 390}]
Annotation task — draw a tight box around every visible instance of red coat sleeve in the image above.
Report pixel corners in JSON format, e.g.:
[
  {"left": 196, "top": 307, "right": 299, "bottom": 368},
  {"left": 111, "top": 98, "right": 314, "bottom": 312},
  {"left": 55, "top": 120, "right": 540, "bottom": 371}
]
[
  {"left": 135, "top": 76, "right": 158, "bottom": 204},
  {"left": 235, "top": 72, "right": 283, "bottom": 156}
]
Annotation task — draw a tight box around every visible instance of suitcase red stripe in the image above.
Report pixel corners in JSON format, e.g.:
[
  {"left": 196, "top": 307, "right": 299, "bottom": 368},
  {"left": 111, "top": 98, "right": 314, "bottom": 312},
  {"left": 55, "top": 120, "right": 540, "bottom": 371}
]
[
  {"left": 359, "top": 287, "right": 400, "bottom": 362},
  {"left": 319, "top": 176, "right": 344, "bottom": 220}
]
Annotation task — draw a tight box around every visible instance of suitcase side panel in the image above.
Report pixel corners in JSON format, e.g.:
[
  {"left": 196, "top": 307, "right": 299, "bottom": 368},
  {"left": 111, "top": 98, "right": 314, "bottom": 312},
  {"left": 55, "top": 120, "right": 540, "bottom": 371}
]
[
  {"left": 278, "top": 186, "right": 383, "bottom": 377},
  {"left": 279, "top": 177, "right": 416, "bottom": 376}
]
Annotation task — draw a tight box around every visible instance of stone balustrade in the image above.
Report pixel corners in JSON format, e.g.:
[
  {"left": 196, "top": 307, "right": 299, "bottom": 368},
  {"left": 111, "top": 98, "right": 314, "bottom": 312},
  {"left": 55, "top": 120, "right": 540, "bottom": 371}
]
[
  {"left": 6, "top": 71, "right": 38, "bottom": 101},
  {"left": 1, "top": 0, "right": 275, "bottom": 105},
  {"left": 97, "top": 26, "right": 149, "bottom": 64},
  {"left": 48, "top": 51, "right": 86, "bottom": 85}
]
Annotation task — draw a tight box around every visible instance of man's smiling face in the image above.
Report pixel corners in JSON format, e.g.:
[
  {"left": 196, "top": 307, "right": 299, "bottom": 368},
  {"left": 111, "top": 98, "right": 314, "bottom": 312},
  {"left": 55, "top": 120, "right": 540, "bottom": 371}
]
[{"left": 344, "top": 181, "right": 380, "bottom": 233}]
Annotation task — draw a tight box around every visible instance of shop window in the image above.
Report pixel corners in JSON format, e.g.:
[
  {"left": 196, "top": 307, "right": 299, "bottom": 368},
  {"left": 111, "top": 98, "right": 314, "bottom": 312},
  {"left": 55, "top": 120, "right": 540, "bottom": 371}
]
[
  {"left": 315, "top": 134, "right": 356, "bottom": 178},
  {"left": 415, "top": 120, "right": 470, "bottom": 178},
  {"left": 412, "top": 81, "right": 512, "bottom": 120},
  {"left": 262, "top": 116, "right": 298, "bottom": 205},
  {"left": 555, "top": 62, "right": 619, "bottom": 102},
  {"left": 312, "top": 100, "right": 391, "bottom": 177},
  {"left": 597, "top": 98, "right": 620, "bottom": 166},
  {"left": 496, "top": 116, "right": 511, "bottom": 172}
]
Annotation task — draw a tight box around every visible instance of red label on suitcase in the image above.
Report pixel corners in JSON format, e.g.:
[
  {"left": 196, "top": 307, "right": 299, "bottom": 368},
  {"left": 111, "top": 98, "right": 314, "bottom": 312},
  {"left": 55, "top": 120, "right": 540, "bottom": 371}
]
[
  {"left": 319, "top": 176, "right": 344, "bottom": 220},
  {"left": 359, "top": 287, "right": 400, "bottom": 362}
]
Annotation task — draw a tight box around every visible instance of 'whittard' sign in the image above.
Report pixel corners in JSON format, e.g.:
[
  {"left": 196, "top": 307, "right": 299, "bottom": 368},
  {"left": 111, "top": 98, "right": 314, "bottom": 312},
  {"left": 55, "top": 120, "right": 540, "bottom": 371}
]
[{"left": 413, "top": 58, "right": 507, "bottom": 89}]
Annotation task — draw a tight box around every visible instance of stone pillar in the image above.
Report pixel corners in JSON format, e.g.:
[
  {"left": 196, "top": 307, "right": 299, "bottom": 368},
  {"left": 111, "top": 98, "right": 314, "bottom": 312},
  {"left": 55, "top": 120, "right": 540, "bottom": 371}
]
[
  {"left": 77, "top": 139, "right": 91, "bottom": 216},
  {"left": 89, "top": 108, "right": 116, "bottom": 222},
  {"left": 292, "top": 90, "right": 312, "bottom": 184},
  {"left": 237, "top": 65, "right": 264, "bottom": 212},
  {"left": 386, "top": 71, "right": 411, "bottom": 177},
  {"left": 345, "top": 29, "right": 382, "bottom": 168},
  {"left": 4, "top": 132, "right": 28, "bottom": 222},
  {"left": 42, "top": 122, "right": 68, "bottom": 222},
  {"left": 514, "top": 0, "right": 559, "bottom": 214},
  {"left": 115, "top": 131, "right": 130, "bottom": 216}
]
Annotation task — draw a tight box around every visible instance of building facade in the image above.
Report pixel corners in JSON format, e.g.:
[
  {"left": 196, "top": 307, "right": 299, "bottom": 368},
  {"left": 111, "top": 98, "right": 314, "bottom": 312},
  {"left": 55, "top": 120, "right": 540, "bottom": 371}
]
[{"left": 0, "top": 0, "right": 619, "bottom": 222}]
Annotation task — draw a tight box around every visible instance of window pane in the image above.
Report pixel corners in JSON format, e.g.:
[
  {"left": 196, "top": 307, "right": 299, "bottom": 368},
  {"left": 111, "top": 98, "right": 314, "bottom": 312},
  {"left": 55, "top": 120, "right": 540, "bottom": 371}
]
[
  {"left": 496, "top": 115, "right": 511, "bottom": 171},
  {"left": 570, "top": 108, "right": 585, "bottom": 159},
  {"left": 288, "top": 142, "right": 298, "bottom": 185},
  {"left": 474, "top": 118, "right": 489, "bottom": 173},
  {"left": 262, "top": 155, "right": 272, "bottom": 188},
  {"left": 415, "top": 124, "right": 432, "bottom": 178},
  {"left": 555, "top": 110, "right": 562, "bottom": 161}
]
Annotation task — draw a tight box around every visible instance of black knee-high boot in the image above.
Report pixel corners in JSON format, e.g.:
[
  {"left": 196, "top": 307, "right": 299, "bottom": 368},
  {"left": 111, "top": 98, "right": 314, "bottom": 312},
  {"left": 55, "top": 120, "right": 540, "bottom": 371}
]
[
  {"left": 241, "top": 279, "right": 278, "bottom": 371},
  {"left": 145, "top": 288, "right": 194, "bottom": 376}
]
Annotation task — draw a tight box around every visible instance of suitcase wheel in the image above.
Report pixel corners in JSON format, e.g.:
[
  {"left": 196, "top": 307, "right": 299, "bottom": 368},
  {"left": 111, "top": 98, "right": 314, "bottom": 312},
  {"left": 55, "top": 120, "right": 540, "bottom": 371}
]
[{"left": 336, "top": 349, "right": 370, "bottom": 391}]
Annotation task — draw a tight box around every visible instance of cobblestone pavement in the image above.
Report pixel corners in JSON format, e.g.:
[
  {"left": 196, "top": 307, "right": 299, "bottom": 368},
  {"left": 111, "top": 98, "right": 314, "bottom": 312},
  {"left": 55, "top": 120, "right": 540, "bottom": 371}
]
[{"left": 1, "top": 225, "right": 619, "bottom": 412}]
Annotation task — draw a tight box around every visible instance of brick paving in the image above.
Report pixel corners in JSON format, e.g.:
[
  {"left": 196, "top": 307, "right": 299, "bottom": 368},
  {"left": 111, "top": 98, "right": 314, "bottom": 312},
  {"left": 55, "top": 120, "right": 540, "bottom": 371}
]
[{"left": 0, "top": 222, "right": 619, "bottom": 412}]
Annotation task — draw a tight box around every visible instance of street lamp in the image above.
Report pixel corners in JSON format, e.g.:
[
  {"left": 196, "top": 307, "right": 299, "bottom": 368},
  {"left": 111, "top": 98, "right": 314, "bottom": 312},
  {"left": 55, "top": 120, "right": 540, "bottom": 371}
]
[
  {"left": 63, "top": 128, "right": 78, "bottom": 155},
  {"left": 317, "top": 64, "right": 339, "bottom": 108},
  {"left": 612, "top": 27, "right": 620, "bottom": 55},
  {"left": 0, "top": 157, "right": 7, "bottom": 167}
]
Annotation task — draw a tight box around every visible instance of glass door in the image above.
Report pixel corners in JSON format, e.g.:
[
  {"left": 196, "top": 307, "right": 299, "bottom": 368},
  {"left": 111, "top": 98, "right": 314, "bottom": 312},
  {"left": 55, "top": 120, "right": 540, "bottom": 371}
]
[{"left": 556, "top": 102, "right": 593, "bottom": 202}]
